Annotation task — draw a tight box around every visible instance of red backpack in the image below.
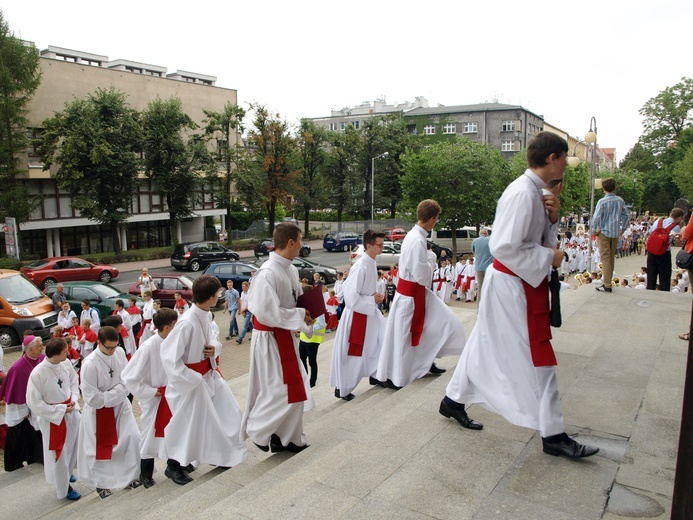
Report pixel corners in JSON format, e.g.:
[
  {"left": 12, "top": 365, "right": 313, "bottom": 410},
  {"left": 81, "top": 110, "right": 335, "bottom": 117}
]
[{"left": 646, "top": 219, "right": 677, "bottom": 256}]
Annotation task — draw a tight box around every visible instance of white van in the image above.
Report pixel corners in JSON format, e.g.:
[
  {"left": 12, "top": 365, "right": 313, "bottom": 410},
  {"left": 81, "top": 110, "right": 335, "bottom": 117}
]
[{"left": 429, "top": 226, "right": 478, "bottom": 254}]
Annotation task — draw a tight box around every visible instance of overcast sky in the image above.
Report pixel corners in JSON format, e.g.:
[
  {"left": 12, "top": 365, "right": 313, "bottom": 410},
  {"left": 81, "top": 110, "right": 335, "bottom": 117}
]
[{"left": 3, "top": 0, "right": 692, "bottom": 163}]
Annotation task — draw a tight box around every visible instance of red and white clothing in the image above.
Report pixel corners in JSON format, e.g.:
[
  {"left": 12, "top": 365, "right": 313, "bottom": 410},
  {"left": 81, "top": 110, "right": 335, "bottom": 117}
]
[
  {"left": 462, "top": 262, "right": 477, "bottom": 302},
  {"left": 114, "top": 309, "right": 136, "bottom": 357},
  {"left": 138, "top": 299, "right": 155, "bottom": 345},
  {"left": 325, "top": 296, "right": 339, "bottom": 331},
  {"left": 242, "top": 252, "right": 314, "bottom": 449},
  {"left": 81, "top": 328, "right": 98, "bottom": 358},
  {"left": 26, "top": 359, "right": 81, "bottom": 498},
  {"left": 329, "top": 253, "right": 386, "bottom": 397},
  {"left": 446, "top": 169, "right": 565, "bottom": 437},
  {"left": 377, "top": 225, "right": 466, "bottom": 387}
]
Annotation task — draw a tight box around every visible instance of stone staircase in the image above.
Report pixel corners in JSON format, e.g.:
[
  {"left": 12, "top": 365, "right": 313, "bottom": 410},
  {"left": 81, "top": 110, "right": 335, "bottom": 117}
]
[{"left": 1, "top": 284, "right": 686, "bottom": 519}]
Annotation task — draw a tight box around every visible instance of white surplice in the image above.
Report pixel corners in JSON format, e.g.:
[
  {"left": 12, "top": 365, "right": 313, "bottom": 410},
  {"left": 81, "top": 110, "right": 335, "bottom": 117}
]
[
  {"left": 377, "top": 225, "right": 466, "bottom": 387},
  {"left": 329, "top": 254, "right": 386, "bottom": 396},
  {"left": 446, "top": 169, "right": 565, "bottom": 436},
  {"left": 121, "top": 333, "right": 168, "bottom": 460},
  {"left": 26, "top": 359, "right": 81, "bottom": 498},
  {"left": 117, "top": 309, "right": 136, "bottom": 356},
  {"left": 160, "top": 304, "right": 247, "bottom": 467},
  {"left": 77, "top": 348, "right": 141, "bottom": 489},
  {"left": 242, "top": 252, "right": 314, "bottom": 448}
]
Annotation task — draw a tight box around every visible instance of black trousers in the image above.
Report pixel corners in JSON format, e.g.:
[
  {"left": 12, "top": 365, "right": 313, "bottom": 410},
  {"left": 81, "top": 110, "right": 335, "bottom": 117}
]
[
  {"left": 646, "top": 251, "right": 672, "bottom": 291},
  {"left": 4, "top": 418, "right": 44, "bottom": 471},
  {"left": 299, "top": 340, "right": 320, "bottom": 387}
]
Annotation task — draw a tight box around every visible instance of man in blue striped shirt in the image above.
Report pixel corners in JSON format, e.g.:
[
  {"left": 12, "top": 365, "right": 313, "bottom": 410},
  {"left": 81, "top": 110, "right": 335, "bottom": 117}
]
[{"left": 592, "top": 178, "right": 629, "bottom": 292}]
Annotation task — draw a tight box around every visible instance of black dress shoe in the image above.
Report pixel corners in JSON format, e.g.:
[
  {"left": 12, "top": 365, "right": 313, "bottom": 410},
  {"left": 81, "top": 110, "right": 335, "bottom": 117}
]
[
  {"left": 140, "top": 474, "right": 156, "bottom": 488},
  {"left": 284, "top": 442, "right": 310, "bottom": 453},
  {"left": 384, "top": 379, "right": 402, "bottom": 390},
  {"left": 438, "top": 399, "right": 483, "bottom": 430},
  {"left": 430, "top": 363, "right": 446, "bottom": 374},
  {"left": 542, "top": 436, "right": 599, "bottom": 459},
  {"left": 334, "top": 388, "right": 355, "bottom": 401},
  {"left": 369, "top": 376, "right": 384, "bottom": 387},
  {"left": 165, "top": 466, "right": 193, "bottom": 485},
  {"left": 182, "top": 463, "right": 197, "bottom": 474},
  {"left": 254, "top": 442, "right": 269, "bottom": 452},
  {"left": 270, "top": 433, "right": 285, "bottom": 453}
]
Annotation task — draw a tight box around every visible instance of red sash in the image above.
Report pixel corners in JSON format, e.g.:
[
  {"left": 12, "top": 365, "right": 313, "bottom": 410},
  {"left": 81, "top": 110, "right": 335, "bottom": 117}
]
[
  {"left": 112, "top": 311, "right": 129, "bottom": 338},
  {"left": 136, "top": 319, "right": 152, "bottom": 342},
  {"left": 492, "top": 260, "right": 556, "bottom": 367},
  {"left": 252, "top": 317, "right": 307, "bottom": 404},
  {"left": 48, "top": 399, "right": 72, "bottom": 461},
  {"left": 185, "top": 358, "right": 212, "bottom": 376},
  {"left": 348, "top": 312, "right": 367, "bottom": 357},
  {"left": 434, "top": 278, "right": 445, "bottom": 291},
  {"left": 154, "top": 386, "right": 172, "bottom": 437},
  {"left": 455, "top": 274, "right": 463, "bottom": 290},
  {"left": 95, "top": 406, "right": 118, "bottom": 460},
  {"left": 396, "top": 278, "right": 427, "bottom": 347}
]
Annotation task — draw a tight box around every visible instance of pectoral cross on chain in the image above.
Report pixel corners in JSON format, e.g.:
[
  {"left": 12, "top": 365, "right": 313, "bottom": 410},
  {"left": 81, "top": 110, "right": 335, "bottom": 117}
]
[
  {"left": 57, "top": 378, "right": 63, "bottom": 388},
  {"left": 108, "top": 367, "right": 114, "bottom": 378}
]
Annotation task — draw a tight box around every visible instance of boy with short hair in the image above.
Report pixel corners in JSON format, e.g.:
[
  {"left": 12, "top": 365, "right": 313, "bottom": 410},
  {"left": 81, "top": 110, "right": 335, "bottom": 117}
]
[
  {"left": 26, "top": 338, "right": 81, "bottom": 500},
  {"left": 77, "top": 326, "right": 141, "bottom": 498},
  {"left": 173, "top": 292, "right": 189, "bottom": 315}
]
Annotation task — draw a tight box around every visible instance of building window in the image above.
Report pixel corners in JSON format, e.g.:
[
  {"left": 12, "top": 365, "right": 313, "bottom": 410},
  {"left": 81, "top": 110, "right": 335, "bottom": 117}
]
[
  {"left": 340, "top": 121, "right": 346, "bottom": 130},
  {"left": 126, "top": 66, "right": 143, "bottom": 74},
  {"left": 26, "top": 128, "right": 44, "bottom": 157},
  {"left": 329, "top": 122, "right": 337, "bottom": 131},
  {"left": 424, "top": 125, "right": 436, "bottom": 135},
  {"left": 83, "top": 59, "right": 100, "bottom": 67},
  {"left": 501, "top": 140, "right": 515, "bottom": 152},
  {"left": 502, "top": 120, "right": 516, "bottom": 132},
  {"left": 443, "top": 123, "right": 456, "bottom": 134},
  {"left": 353, "top": 120, "right": 360, "bottom": 130},
  {"left": 463, "top": 122, "right": 478, "bottom": 133},
  {"left": 56, "top": 54, "right": 76, "bottom": 62}
]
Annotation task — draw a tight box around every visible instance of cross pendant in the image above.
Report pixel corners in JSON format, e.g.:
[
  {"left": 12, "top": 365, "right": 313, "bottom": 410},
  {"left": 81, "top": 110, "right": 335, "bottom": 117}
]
[
  {"left": 57, "top": 378, "right": 63, "bottom": 388},
  {"left": 108, "top": 368, "right": 114, "bottom": 378}
]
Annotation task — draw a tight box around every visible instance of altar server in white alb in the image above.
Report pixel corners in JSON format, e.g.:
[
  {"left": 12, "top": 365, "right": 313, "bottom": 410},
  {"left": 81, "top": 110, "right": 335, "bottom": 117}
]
[
  {"left": 122, "top": 308, "right": 179, "bottom": 489},
  {"left": 376, "top": 199, "right": 466, "bottom": 389},
  {"left": 242, "top": 222, "right": 315, "bottom": 454},
  {"left": 442, "top": 132, "right": 599, "bottom": 458},
  {"left": 77, "top": 326, "right": 141, "bottom": 498},
  {"left": 330, "top": 230, "right": 387, "bottom": 401},
  {"left": 161, "top": 275, "right": 247, "bottom": 484},
  {"left": 26, "top": 338, "right": 82, "bottom": 500}
]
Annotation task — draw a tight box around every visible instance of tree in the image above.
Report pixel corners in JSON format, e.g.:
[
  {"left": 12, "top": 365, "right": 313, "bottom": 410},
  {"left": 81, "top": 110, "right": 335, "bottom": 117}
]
[
  {"left": 0, "top": 12, "right": 42, "bottom": 226},
  {"left": 143, "top": 97, "right": 213, "bottom": 243},
  {"left": 39, "top": 87, "right": 142, "bottom": 254},
  {"left": 326, "top": 125, "right": 361, "bottom": 227},
  {"left": 247, "top": 105, "right": 297, "bottom": 234},
  {"left": 639, "top": 77, "right": 693, "bottom": 155},
  {"left": 203, "top": 103, "right": 246, "bottom": 243},
  {"left": 401, "top": 139, "right": 510, "bottom": 257},
  {"left": 295, "top": 119, "right": 329, "bottom": 237},
  {"left": 673, "top": 147, "right": 693, "bottom": 202}
]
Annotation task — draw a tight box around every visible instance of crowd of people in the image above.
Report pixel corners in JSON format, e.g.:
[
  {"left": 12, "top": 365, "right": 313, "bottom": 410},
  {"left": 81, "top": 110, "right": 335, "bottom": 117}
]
[{"left": 3, "top": 131, "right": 693, "bottom": 505}]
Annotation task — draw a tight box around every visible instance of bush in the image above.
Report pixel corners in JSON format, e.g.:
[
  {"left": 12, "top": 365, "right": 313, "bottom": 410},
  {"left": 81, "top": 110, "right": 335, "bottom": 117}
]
[{"left": 0, "top": 257, "right": 21, "bottom": 270}]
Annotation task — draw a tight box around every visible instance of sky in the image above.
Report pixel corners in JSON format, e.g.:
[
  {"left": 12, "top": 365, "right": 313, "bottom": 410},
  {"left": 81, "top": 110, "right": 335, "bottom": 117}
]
[{"left": 2, "top": 0, "right": 692, "bottom": 163}]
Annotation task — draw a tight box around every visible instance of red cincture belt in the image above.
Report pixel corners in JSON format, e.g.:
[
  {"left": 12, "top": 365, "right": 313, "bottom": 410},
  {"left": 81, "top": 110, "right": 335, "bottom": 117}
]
[
  {"left": 348, "top": 312, "right": 367, "bottom": 357},
  {"left": 492, "top": 260, "right": 556, "bottom": 367},
  {"left": 48, "top": 398, "right": 72, "bottom": 461},
  {"left": 253, "top": 317, "right": 307, "bottom": 404},
  {"left": 95, "top": 406, "right": 118, "bottom": 460},
  {"left": 154, "top": 386, "right": 172, "bottom": 437},
  {"left": 396, "top": 278, "right": 426, "bottom": 347}
]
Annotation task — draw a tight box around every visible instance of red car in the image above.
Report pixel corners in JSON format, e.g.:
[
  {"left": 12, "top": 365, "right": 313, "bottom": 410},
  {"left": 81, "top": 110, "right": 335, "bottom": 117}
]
[
  {"left": 385, "top": 227, "right": 407, "bottom": 241},
  {"left": 127, "top": 272, "right": 194, "bottom": 308},
  {"left": 20, "top": 257, "right": 119, "bottom": 290}
]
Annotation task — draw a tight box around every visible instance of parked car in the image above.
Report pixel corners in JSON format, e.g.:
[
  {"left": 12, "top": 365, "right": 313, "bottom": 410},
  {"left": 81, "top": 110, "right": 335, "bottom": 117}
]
[
  {"left": 0, "top": 269, "right": 58, "bottom": 348},
  {"left": 323, "top": 232, "right": 362, "bottom": 252},
  {"left": 204, "top": 261, "right": 259, "bottom": 293},
  {"left": 128, "top": 273, "right": 194, "bottom": 308},
  {"left": 384, "top": 240, "right": 402, "bottom": 253},
  {"left": 385, "top": 227, "right": 407, "bottom": 241},
  {"left": 428, "top": 226, "right": 478, "bottom": 253},
  {"left": 45, "top": 281, "right": 142, "bottom": 319},
  {"left": 255, "top": 256, "right": 339, "bottom": 285},
  {"left": 349, "top": 244, "right": 401, "bottom": 269},
  {"left": 428, "top": 240, "right": 453, "bottom": 259},
  {"left": 255, "top": 239, "right": 310, "bottom": 258},
  {"left": 170, "top": 241, "right": 240, "bottom": 272},
  {"left": 20, "top": 256, "right": 119, "bottom": 290}
]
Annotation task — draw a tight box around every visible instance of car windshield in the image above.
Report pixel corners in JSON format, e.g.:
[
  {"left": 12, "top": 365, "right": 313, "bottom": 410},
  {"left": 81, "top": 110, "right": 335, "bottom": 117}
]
[
  {"left": 23, "top": 259, "right": 50, "bottom": 269},
  {"left": 0, "top": 273, "right": 46, "bottom": 304},
  {"left": 91, "top": 283, "right": 125, "bottom": 299},
  {"left": 325, "top": 234, "right": 335, "bottom": 240}
]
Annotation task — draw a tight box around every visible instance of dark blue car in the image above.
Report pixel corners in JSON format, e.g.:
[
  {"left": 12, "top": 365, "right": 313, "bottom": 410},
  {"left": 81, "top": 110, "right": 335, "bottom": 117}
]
[
  {"left": 203, "top": 261, "right": 259, "bottom": 293},
  {"left": 323, "top": 232, "right": 362, "bottom": 252}
]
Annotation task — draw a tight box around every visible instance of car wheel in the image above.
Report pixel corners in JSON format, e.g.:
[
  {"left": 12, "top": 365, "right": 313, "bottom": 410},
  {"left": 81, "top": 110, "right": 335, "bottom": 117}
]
[
  {"left": 0, "top": 327, "right": 19, "bottom": 349},
  {"left": 99, "top": 271, "right": 112, "bottom": 283},
  {"left": 255, "top": 253, "right": 260, "bottom": 258},
  {"left": 300, "top": 247, "right": 309, "bottom": 257},
  {"left": 319, "top": 275, "right": 327, "bottom": 285},
  {"left": 342, "top": 244, "right": 349, "bottom": 252},
  {"left": 190, "top": 260, "right": 201, "bottom": 272},
  {"left": 42, "top": 277, "right": 57, "bottom": 290}
]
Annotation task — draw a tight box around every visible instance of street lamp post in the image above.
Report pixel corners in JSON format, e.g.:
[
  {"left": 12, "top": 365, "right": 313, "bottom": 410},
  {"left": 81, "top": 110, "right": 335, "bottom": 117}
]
[{"left": 371, "top": 152, "right": 389, "bottom": 228}]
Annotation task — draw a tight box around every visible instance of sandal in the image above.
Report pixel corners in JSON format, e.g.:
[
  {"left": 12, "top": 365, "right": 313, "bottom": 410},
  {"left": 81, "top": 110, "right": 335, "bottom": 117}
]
[{"left": 679, "top": 333, "right": 690, "bottom": 341}]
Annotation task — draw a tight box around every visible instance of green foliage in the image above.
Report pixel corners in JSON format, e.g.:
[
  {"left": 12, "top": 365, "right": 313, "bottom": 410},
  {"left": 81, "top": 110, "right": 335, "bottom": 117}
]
[
  {"left": 326, "top": 125, "right": 362, "bottom": 222},
  {"left": 0, "top": 12, "right": 42, "bottom": 225},
  {"left": 38, "top": 87, "right": 142, "bottom": 254},
  {"left": 0, "top": 256, "right": 21, "bottom": 270},
  {"left": 295, "top": 119, "right": 329, "bottom": 235},
  {"left": 401, "top": 138, "right": 510, "bottom": 256},
  {"left": 639, "top": 77, "right": 693, "bottom": 156}
]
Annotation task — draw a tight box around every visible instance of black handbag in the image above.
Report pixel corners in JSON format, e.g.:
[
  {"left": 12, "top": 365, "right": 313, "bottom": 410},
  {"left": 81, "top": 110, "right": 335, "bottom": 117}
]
[{"left": 676, "top": 248, "right": 693, "bottom": 269}]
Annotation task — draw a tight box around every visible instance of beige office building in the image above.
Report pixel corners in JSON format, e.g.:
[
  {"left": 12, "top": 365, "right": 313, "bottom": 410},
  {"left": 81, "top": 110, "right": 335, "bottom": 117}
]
[{"left": 11, "top": 45, "right": 238, "bottom": 258}]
